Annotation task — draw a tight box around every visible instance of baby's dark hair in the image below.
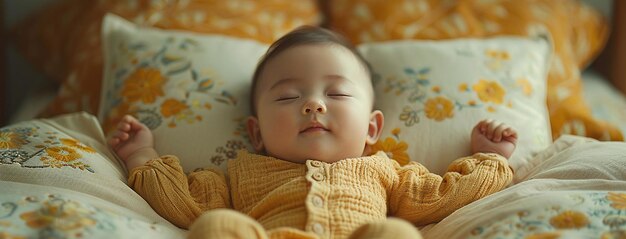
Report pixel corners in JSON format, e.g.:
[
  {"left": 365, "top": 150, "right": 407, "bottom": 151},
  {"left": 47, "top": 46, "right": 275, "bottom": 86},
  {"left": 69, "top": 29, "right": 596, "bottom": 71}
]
[{"left": 249, "top": 25, "right": 373, "bottom": 116}]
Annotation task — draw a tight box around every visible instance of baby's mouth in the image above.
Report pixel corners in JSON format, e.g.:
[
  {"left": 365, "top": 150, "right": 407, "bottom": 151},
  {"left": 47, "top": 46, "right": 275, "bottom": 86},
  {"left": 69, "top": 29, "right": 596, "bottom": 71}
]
[{"left": 300, "top": 122, "right": 329, "bottom": 133}]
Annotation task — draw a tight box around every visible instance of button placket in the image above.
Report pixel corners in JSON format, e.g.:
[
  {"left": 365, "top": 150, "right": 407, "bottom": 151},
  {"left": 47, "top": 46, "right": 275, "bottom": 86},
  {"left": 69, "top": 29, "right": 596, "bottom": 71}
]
[
  {"left": 305, "top": 159, "right": 329, "bottom": 238},
  {"left": 312, "top": 172, "right": 325, "bottom": 181},
  {"left": 312, "top": 223, "right": 324, "bottom": 235},
  {"left": 312, "top": 195, "right": 324, "bottom": 208},
  {"left": 311, "top": 160, "right": 322, "bottom": 167}
]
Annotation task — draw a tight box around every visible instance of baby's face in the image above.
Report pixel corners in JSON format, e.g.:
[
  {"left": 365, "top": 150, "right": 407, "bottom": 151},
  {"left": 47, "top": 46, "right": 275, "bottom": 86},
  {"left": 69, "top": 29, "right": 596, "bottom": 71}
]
[{"left": 250, "top": 44, "right": 381, "bottom": 163}]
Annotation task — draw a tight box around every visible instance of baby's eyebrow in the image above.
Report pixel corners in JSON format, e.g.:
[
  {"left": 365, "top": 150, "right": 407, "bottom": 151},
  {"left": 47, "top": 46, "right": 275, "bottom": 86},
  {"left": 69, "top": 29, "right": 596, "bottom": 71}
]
[
  {"left": 269, "top": 78, "right": 298, "bottom": 91},
  {"left": 324, "top": 74, "right": 350, "bottom": 83},
  {"left": 269, "top": 74, "right": 351, "bottom": 91}
]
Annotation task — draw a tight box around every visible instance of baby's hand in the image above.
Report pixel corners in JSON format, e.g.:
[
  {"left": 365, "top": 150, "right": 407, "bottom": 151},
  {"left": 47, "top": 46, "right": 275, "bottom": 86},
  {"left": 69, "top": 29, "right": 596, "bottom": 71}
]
[
  {"left": 470, "top": 119, "right": 517, "bottom": 159},
  {"left": 108, "top": 115, "right": 157, "bottom": 169}
]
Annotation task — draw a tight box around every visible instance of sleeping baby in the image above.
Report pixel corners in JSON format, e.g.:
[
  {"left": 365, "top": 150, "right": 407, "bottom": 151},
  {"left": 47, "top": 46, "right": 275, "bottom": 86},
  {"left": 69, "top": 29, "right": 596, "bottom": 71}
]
[{"left": 108, "top": 26, "right": 515, "bottom": 239}]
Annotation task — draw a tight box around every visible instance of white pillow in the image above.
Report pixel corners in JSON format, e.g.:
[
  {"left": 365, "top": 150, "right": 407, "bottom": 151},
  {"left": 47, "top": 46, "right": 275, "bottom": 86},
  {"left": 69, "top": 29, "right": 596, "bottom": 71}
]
[
  {"left": 359, "top": 37, "right": 552, "bottom": 176},
  {"left": 99, "top": 14, "right": 268, "bottom": 172}
]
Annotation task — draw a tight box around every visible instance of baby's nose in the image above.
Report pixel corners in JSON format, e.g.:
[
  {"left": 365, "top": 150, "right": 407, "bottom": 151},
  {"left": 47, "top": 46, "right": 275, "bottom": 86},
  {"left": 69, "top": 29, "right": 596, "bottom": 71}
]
[{"left": 302, "top": 100, "right": 327, "bottom": 114}]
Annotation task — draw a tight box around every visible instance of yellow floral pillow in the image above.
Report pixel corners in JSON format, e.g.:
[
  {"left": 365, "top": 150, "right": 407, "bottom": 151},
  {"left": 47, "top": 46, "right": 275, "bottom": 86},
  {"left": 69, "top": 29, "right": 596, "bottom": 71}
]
[
  {"left": 11, "top": 0, "right": 320, "bottom": 118},
  {"left": 0, "top": 112, "right": 124, "bottom": 179},
  {"left": 360, "top": 37, "right": 552, "bottom": 176},
  {"left": 99, "top": 14, "right": 269, "bottom": 172},
  {"left": 329, "top": 0, "right": 622, "bottom": 141}
]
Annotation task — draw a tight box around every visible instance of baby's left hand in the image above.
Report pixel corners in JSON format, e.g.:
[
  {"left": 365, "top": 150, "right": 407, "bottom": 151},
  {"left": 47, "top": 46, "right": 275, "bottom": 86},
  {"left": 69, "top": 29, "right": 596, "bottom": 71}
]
[{"left": 470, "top": 119, "right": 518, "bottom": 159}]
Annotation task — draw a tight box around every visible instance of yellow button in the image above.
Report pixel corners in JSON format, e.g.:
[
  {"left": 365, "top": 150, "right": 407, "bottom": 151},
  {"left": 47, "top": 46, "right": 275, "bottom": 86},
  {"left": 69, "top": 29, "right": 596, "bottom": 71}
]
[
  {"left": 312, "top": 195, "right": 324, "bottom": 207},
  {"left": 312, "top": 223, "right": 324, "bottom": 235},
  {"left": 312, "top": 172, "right": 325, "bottom": 181},
  {"left": 311, "top": 161, "right": 322, "bottom": 167}
]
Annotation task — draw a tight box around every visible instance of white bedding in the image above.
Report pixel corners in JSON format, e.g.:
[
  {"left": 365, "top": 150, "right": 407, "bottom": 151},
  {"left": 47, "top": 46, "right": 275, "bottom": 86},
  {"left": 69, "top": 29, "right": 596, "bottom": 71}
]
[{"left": 422, "top": 135, "right": 626, "bottom": 238}]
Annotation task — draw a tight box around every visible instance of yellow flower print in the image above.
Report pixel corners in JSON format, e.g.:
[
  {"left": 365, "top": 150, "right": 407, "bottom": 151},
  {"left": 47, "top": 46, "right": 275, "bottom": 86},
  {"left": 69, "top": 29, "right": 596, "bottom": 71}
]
[
  {"left": 160, "top": 98, "right": 189, "bottom": 118},
  {"left": 486, "top": 49, "right": 510, "bottom": 60},
  {"left": 526, "top": 232, "right": 561, "bottom": 239},
  {"left": 432, "top": 86, "right": 441, "bottom": 93},
  {"left": 549, "top": 210, "right": 589, "bottom": 229},
  {"left": 371, "top": 137, "right": 410, "bottom": 166},
  {"left": 473, "top": 79, "right": 506, "bottom": 104},
  {"left": 45, "top": 147, "right": 81, "bottom": 162},
  {"left": 20, "top": 199, "right": 96, "bottom": 231},
  {"left": 391, "top": 128, "right": 401, "bottom": 137},
  {"left": 608, "top": 192, "right": 626, "bottom": 210},
  {"left": 424, "top": 96, "right": 454, "bottom": 121},
  {"left": 0, "top": 132, "right": 26, "bottom": 149},
  {"left": 458, "top": 83, "right": 469, "bottom": 92},
  {"left": 121, "top": 67, "right": 165, "bottom": 104},
  {"left": 516, "top": 78, "right": 533, "bottom": 96},
  {"left": 60, "top": 138, "right": 95, "bottom": 153},
  {"left": 0, "top": 232, "right": 27, "bottom": 239}
]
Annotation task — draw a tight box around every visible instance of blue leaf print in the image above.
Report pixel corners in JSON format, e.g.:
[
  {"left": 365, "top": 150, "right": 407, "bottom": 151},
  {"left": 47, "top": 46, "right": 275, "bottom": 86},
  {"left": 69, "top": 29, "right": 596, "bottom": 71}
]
[
  {"left": 404, "top": 68, "right": 415, "bottom": 75},
  {"left": 129, "top": 43, "right": 146, "bottom": 51},
  {"left": 167, "top": 62, "right": 192, "bottom": 76}
]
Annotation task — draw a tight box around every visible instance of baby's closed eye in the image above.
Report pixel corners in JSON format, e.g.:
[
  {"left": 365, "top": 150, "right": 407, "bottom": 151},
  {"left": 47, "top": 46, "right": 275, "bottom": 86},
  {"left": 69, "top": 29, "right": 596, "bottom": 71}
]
[
  {"left": 276, "top": 95, "right": 300, "bottom": 101},
  {"left": 327, "top": 92, "right": 351, "bottom": 98}
]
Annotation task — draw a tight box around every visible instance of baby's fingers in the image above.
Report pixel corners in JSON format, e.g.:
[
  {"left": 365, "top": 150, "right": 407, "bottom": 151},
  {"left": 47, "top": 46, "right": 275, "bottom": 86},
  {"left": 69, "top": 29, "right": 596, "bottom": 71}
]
[
  {"left": 492, "top": 124, "right": 507, "bottom": 142},
  {"left": 486, "top": 121, "right": 502, "bottom": 140},
  {"left": 503, "top": 128, "right": 518, "bottom": 143},
  {"left": 108, "top": 137, "right": 120, "bottom": 147},
  {"left": 477, "top": 119, "right": 493, "bottom": 134},
  {"left": 117, "top": 121, "right": 131, "bottom": 132},
  {"left": 111, "top": 131, "right": 130, "bottom": 144}
]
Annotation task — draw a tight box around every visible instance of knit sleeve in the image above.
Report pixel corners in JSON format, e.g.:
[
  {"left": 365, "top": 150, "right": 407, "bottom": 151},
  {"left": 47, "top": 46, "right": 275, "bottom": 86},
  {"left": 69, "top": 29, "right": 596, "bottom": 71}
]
[
  {"left": 128, "top": 155, "right": 230, "bottom": 229},
  {"left": 388, "top": 153, "right": 513, "bottom": 226}
]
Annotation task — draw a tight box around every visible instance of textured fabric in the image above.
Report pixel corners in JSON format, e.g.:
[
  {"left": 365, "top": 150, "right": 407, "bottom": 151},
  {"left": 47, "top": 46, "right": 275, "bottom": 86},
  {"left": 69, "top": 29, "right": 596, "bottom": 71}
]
[{"left": 128, "top": 150, "right": 513, "bottom": 238}]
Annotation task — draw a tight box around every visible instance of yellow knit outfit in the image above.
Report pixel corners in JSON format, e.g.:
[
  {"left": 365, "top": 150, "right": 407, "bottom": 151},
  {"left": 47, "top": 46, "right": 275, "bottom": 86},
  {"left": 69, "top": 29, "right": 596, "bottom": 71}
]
[{"left": 128, "top": 151, "right": 513, "bottom": 239}]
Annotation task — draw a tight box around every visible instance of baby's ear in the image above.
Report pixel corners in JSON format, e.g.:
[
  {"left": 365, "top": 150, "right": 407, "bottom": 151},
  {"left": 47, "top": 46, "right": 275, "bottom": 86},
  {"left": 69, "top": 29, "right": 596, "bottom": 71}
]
[
  {"left": 246, "top": 116, "right": 264, "bottom": 152},
  {"left": 366, "top": 110, "right": 384, "bottom": 145}
]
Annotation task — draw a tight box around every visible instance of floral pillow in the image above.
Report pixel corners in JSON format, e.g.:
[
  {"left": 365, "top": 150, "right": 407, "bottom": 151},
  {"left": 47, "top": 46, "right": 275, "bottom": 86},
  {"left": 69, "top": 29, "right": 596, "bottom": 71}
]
[
  {"left": 0, "top": 113, "right": 184, "bottom": 238},
  {"left": 359, "top": 37, "right": 552, "bottom": 176},
  {"left": 328, "top": 0, "right": 623, "bottom": 142},
  {"left": 0, "top": 112, "right": 184, "bottom": 237},
  {"left": 99, "top": 14, "right": 269, "bottom": 172},
  {"left": 0, "top": 112, "right": 124, "bottom": 179}
]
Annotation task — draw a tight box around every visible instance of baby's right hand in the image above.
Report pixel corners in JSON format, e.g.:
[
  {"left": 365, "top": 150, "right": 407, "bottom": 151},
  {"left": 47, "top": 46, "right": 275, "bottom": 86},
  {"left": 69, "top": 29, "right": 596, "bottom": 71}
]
[{"left": 108, "top": 115, "right": 157, "bottom": 169}]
